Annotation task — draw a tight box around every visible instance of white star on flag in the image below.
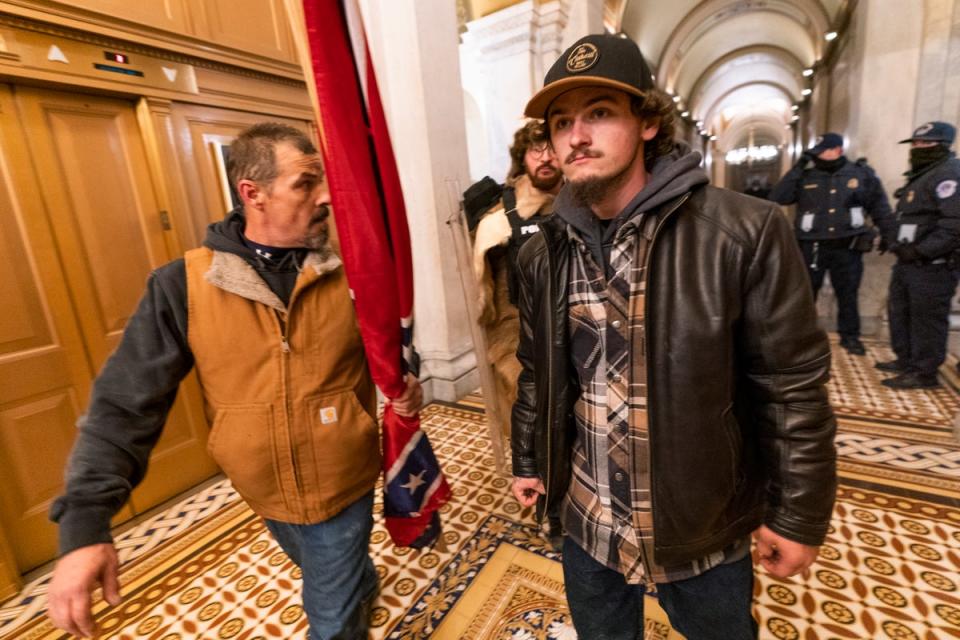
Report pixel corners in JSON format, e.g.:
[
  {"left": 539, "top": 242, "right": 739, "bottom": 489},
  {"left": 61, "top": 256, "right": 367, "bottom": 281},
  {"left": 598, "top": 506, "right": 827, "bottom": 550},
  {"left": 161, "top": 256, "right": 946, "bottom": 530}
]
[{"left": 400, "top": 470, "right": 426, "bottom": 494}]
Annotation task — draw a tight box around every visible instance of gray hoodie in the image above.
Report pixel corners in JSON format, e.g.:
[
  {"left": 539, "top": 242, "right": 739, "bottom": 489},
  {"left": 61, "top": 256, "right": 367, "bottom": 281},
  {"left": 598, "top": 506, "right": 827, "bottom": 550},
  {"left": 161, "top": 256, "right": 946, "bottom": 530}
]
[{"left": 554, "top": 141, "right": 709, "bottom": 271}]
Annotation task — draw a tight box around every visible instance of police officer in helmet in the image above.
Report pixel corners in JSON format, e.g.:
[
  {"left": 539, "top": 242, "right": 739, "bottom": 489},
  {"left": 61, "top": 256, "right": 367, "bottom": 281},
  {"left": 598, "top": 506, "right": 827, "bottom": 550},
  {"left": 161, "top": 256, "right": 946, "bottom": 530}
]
[
  {"left": 771, "top": 132, "right": 895, "bottom": 356},
  {"left": 878, "top": 121, "right": 960, "bottom": 389}
]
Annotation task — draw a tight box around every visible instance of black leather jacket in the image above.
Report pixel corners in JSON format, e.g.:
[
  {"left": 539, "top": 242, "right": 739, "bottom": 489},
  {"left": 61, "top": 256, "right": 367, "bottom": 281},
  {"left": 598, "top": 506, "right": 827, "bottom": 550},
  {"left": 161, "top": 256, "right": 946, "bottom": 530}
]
[{"left": 511, "top": 185, "right": 837, "bottom": 566}]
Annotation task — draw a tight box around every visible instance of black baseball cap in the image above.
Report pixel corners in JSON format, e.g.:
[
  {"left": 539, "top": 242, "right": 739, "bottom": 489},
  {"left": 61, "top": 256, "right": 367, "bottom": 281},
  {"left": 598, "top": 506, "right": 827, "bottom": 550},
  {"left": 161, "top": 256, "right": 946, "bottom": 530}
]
[
  {"left": 809, "top": 132, "right": 844, "bottom": 154},
  {"left": 524, "top": 33, "right": 655, "bottom": 119},
  {"left": 898, "top": 121, "right": 956, "bottom": 144}
]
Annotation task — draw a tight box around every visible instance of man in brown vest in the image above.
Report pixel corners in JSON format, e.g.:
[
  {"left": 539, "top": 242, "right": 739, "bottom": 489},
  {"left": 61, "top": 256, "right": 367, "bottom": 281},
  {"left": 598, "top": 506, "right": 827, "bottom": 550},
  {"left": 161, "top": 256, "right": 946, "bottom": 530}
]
[{"left": 46, "top": 122, "right": 422, "bottom": 639}]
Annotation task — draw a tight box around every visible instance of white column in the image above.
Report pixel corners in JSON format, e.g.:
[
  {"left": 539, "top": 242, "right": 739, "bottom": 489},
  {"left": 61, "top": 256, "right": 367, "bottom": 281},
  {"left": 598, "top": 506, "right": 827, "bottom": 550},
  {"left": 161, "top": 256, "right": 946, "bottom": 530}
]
[
  {"left": 561, "top": 0, "right": 605, "bottom": 49},
  {"left": 359, "top": 0, "right": 478, "bottom": 401}
]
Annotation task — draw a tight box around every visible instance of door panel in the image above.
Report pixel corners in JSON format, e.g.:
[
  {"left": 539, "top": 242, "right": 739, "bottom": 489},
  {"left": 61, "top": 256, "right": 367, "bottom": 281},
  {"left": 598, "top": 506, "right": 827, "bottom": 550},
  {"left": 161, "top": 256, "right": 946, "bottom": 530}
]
[
  {"left": 0, "top": 86, "right": 215, "bottom": 571},
  {"left": 0, "top": 85, "right": 125, "bottom": 571},
  {"left": 200, "top": 0, "right": 295, "bottom": 62}
]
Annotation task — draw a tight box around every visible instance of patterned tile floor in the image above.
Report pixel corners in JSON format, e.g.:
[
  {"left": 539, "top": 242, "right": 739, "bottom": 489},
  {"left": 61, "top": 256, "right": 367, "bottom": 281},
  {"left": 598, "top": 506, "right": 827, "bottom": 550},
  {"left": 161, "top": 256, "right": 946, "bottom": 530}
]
[{"left": 2, "top": 337, "right": 959, "bottom": 639}]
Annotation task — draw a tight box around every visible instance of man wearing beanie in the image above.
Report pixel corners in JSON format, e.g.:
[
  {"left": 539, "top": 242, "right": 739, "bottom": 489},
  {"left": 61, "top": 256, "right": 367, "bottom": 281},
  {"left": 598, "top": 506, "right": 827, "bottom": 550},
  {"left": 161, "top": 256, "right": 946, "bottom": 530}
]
[
  {"left": 510, "top": 33, "right": 837, "bottom": 639},
  {"left": 770, "top": 133, "right": 895, "bottom": 356},
  {"left": 877, "top": 121, "right": 960, "bottom": 389}
]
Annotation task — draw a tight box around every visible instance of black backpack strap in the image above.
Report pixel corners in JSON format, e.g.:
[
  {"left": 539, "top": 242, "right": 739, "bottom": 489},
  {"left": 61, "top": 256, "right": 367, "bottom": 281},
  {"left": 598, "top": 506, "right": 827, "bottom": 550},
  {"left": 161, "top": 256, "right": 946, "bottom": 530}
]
[{"left": 502, "top": 186, "right": 517, "bottom": 216}]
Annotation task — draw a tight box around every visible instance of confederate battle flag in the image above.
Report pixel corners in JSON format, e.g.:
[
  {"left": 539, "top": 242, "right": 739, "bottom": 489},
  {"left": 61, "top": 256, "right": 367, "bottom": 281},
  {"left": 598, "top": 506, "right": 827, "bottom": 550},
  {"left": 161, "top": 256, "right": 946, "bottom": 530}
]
[{"left": 299, "top": 0, "right": 451, "bottom": 547}]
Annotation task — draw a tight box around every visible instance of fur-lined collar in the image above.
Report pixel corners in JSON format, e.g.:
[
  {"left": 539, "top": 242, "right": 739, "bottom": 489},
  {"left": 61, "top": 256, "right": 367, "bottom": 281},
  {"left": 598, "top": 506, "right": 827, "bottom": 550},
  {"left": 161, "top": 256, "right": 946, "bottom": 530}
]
[{"left": 205, "top": 248, "right": 342, "bottom": 312}]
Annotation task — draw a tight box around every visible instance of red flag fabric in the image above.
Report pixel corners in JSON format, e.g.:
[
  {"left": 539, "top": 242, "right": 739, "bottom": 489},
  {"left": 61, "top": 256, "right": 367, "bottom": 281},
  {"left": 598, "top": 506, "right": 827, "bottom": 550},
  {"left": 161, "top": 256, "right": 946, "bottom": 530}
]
[{"left": 301, "top": 0, "right": 451, "bottom": 546}]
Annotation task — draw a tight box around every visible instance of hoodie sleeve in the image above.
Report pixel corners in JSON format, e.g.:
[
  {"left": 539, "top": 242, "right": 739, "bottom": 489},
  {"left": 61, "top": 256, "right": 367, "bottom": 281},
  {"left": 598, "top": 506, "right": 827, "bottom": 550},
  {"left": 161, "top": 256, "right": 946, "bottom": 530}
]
[{"left": 50, "top": 259, "right": 195, "bottom": 556}]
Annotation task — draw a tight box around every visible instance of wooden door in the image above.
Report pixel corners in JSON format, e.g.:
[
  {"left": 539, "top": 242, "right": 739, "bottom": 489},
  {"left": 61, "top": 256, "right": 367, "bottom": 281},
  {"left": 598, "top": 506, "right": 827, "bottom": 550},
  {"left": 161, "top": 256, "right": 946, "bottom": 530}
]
[
  {"left": 0, "top": 85, "right": 112, "bottom": 572},
  {"left": 0, "top": 86, "right": 216, "bottom": 571}
]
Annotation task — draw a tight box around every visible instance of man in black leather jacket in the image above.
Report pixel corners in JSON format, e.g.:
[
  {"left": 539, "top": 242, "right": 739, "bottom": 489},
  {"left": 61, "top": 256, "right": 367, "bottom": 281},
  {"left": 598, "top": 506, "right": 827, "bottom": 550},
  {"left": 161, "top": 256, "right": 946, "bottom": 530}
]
[{"left": 510, "top": 34, "right": 837, "bottom": 640}]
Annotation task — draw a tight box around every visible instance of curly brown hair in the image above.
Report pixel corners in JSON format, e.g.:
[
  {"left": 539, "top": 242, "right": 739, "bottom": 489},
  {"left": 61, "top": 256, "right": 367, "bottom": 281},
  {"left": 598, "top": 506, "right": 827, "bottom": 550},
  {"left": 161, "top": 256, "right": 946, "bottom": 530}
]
[
  {"left": 507, "top": 120, "right": 550, "bottom": 183},
  {"left": 630, "top": 89, "right": 677, "bottom": 170}
]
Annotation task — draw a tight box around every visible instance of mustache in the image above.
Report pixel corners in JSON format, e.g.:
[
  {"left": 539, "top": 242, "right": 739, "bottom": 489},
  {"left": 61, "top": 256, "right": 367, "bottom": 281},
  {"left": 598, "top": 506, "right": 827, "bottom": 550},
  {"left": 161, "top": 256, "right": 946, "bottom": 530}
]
[
  {"left": 312, "top": 204, "right": 331, "bottom": 224},
  {"left": 536, "top": 163, "right": 559, "bottom": 174},
  {"left": 565, "top": 148, "right": 603, "bottom": 164}
]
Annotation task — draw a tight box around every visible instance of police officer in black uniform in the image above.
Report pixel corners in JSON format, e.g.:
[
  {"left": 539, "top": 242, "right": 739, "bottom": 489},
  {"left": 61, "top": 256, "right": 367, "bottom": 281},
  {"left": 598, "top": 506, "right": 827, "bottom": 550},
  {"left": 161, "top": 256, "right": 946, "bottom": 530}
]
[
  {"left": 771, "top": 132, "right": 894, "bottom": 356},
  {"left": 877, "top": 121, "right": 960, "bottom": 389}
]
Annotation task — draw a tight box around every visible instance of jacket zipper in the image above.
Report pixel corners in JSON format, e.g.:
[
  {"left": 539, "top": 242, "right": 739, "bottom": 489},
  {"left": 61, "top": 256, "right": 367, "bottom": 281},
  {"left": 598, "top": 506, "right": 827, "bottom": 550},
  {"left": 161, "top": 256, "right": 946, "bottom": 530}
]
[
  {"left": 273, "top": 306, "right": 304, "bottom": 508},
  {"left": 640, "top": 192, "right": 690, "bottom": 569}
]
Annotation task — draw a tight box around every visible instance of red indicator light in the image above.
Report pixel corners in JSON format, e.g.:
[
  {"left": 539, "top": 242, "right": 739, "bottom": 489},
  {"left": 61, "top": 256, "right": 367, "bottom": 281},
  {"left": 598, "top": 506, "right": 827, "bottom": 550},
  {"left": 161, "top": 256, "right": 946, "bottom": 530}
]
[{"left": 104, "top": 52, "right": 129, "bottom": 64}]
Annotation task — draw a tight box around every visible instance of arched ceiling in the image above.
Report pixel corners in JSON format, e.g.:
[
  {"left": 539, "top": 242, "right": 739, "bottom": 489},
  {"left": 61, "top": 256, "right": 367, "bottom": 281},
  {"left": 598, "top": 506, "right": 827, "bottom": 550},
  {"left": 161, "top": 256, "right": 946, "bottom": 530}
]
[{"left": 620, "top": 0, "right": 847, "bottom": 149}]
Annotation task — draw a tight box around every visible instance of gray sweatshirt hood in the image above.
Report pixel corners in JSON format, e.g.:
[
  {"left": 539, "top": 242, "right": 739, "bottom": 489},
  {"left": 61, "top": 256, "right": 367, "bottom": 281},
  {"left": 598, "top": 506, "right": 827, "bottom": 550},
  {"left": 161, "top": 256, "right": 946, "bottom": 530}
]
[{"left": 555, "top": 141, "right": 709, "bottom": 270}]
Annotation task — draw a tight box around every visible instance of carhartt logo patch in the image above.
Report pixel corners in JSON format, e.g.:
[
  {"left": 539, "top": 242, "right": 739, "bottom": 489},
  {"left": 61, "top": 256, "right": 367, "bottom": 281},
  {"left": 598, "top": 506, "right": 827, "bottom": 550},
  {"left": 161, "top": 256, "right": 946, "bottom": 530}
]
[
  {"left": 907, "top": 190, "right": 915, "bottom": 203},
  {"left": 320, "top": 406, "right": 338, "bottom": 424},
  {"left": 937, "top": 180, "right": 957, "bottom": 199},
  {"left": 847, "top": 178, "right": 859, "bottom": 189},
  {"left": 566, "top": 43, "right": 599, "bottom": 72}
]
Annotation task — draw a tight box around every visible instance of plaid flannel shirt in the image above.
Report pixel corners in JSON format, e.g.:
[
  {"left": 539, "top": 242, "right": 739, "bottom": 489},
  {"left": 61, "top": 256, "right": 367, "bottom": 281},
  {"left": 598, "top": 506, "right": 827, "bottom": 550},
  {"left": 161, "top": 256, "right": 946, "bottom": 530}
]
[{"left": 562, "top": 213, "right": 749, "bottom": 585}]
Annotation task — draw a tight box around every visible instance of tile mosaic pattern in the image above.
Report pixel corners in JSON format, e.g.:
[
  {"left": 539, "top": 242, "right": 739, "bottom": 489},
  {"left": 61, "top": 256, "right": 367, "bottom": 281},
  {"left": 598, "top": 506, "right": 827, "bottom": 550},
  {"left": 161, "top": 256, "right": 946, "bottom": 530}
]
[{"left": 1, "top": 339, "right": 959, "bottom": 640}]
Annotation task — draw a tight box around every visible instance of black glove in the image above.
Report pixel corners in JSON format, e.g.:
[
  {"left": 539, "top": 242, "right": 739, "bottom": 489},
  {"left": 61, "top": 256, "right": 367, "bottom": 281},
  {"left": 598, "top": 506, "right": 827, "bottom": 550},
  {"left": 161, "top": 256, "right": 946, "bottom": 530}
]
[{"left": 892, "top": 243, "right": 923, "bottom": 263}]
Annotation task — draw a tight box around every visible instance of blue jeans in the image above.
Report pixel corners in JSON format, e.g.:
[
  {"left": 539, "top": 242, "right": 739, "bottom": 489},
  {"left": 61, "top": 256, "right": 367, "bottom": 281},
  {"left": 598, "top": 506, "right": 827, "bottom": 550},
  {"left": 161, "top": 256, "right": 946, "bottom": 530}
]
[
  {"left": 264, "top": 492, "right": 378, "bottom": 640},
  {"left": 562, "top": 537, "right": 758, "bottom": 640}
]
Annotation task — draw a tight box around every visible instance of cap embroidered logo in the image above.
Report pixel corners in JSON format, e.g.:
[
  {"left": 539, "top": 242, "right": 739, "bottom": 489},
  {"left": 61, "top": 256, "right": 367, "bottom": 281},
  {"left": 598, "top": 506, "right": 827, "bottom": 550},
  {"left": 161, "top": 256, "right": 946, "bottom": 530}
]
[
  {"left": 914, "top": 123, "right": 934, "bottom": 136},
  {"left": 566, "top": 43, "right": 599, "bottom": 72}
]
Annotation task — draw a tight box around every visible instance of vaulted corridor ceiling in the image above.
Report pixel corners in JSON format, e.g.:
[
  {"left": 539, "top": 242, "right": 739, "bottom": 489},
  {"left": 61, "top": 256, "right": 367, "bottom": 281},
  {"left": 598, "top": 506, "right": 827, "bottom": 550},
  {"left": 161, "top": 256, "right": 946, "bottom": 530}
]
[{"left": 619, "top": 0, "right": 849, "bottom": 151}]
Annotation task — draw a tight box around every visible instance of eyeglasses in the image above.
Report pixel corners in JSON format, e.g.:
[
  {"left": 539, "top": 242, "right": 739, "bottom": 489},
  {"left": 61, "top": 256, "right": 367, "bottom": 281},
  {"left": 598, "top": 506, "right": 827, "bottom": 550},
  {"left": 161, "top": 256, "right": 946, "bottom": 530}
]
[{"left": 528, "top": 144, "right": 554, "bottom": 158}]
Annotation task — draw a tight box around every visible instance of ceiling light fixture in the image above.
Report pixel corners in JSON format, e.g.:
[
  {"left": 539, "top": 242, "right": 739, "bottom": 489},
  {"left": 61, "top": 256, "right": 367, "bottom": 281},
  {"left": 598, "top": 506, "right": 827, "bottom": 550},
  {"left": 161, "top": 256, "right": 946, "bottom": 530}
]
[
  {"left": 825, "top": 31, "right": 837, "bottom": 41},
  {"left": 802, "top": 68, "right": 814, "bottom": 77},
  {"left": 801, "top": 88, "right": 812, "bottom": 96}
]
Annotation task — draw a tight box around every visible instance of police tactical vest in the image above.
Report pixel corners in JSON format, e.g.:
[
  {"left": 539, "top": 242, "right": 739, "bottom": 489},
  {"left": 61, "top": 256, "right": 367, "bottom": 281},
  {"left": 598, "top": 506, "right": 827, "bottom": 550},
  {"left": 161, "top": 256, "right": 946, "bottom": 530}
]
[
  {"left": 503, "top": 186, "right": 546, "bottom": 304},
  {"left": 895, "top": 157, "right": 960, "bottom": 255},
  {"left": 794, "top": 161, "right": 876, "bottom": 240}
]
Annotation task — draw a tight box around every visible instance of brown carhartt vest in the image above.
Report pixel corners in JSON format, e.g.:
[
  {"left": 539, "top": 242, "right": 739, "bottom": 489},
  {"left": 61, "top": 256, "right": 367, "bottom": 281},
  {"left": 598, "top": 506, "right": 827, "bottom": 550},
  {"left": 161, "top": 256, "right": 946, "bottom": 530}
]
[{"left": 185, "top": 247, "right": 379, "bottom": 524}]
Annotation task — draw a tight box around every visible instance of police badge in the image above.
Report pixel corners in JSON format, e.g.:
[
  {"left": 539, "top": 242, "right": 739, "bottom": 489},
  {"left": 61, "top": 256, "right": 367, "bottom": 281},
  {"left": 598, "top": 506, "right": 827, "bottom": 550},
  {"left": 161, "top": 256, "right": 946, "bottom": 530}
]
[{"left": 936, "top": 180, "right": 957, "bottom": 199}]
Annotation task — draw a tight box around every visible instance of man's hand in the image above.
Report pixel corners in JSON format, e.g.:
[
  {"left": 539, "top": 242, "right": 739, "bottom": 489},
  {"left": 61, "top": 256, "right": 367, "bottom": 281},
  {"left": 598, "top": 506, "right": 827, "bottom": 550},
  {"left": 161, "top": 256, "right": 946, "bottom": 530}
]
[
  {"left": 48, "top": 543, "right": 121, "bottom": 638},
  {"left": 389, "top": 373, "right": 423, "bottom": 417},
  {"left": 512, "top": 476, "right": 545, "bottom": 507},
  {"left": 752, "top": 525, "right": 819, "bottom": 579}
]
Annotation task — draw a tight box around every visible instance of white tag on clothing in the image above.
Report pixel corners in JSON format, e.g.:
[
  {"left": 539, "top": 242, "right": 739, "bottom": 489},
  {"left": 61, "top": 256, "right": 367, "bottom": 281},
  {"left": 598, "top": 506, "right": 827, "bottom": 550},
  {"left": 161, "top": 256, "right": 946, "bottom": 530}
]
[
  {"left": 850, "top": 206, "right": 864, "bottom": 227},
  {"left": 898, "top": 224, "right": 918, "bottom": 242},
  {"left": 801, "top": 213, "right": 815, "bottom": 232},
  {"left": 320, "top": 406, "right": 338, "bottom": 424}
]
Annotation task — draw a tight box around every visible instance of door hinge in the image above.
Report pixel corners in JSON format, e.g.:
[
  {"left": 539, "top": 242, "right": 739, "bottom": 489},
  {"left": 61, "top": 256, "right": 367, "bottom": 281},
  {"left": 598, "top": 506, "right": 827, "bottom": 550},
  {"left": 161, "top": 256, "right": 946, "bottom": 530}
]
[{"left": 159, "top": 210, "right": 172, "bottom": 230}]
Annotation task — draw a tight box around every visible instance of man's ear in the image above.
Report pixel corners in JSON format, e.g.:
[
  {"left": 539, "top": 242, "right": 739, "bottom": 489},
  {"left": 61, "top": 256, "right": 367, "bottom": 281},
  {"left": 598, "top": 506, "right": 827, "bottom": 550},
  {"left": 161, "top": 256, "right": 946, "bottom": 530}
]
[
  {"left": 237, "top": 179, "right": 263, "bottom": 208},
  {"left": 641, "top": 117, "right": 660, "bottom": 142}
]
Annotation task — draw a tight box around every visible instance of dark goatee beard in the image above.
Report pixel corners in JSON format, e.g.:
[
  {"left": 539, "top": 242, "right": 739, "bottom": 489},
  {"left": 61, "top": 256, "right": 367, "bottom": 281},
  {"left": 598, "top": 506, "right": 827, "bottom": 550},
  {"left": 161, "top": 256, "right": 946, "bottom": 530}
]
[
  {"left": 529, "top": 169, "right": 562, "bottom": 192},
  {"left": 303, "top": 229, "right": 329, "bottom": 251},
  {"left": 569, "top": 166, "right": 632, "bottom": 206}
]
